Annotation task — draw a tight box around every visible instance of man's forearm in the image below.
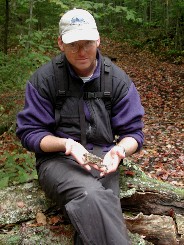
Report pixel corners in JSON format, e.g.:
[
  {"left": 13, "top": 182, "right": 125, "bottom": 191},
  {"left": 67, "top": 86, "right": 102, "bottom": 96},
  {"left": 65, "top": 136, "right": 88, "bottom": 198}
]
[
  {"left": 117, "top": 137, "right": 138, "bottom": 157},
  {"left": 40, "top": 135, "right": 67, "bottom": 152},
  {"left": 40, "top": 135, "right": 138, "bottom": 157}
]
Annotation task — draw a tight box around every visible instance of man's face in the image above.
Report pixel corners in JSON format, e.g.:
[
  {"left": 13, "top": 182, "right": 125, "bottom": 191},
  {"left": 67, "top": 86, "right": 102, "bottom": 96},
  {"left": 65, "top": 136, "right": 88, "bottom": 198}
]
[{"left": 58, "top": 37, "right": 100, "bottom": 76}]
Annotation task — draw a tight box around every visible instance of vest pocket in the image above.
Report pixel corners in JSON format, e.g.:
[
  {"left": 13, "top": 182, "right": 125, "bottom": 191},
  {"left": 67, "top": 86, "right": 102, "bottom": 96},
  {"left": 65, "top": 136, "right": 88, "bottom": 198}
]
[{"left": 86, "top": 99, "right": 114, "bottom": 144}]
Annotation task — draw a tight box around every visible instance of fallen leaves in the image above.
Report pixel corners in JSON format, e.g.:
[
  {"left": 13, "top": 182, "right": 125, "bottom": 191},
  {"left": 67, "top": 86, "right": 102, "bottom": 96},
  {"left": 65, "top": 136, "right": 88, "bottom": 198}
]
[
  {"left": 48, "top": 215, "right": 62, "bottom": 225},
  {"left": 100, "top": 38, "right": 184, "bottom": 187},
  {"left": 36, "top": 212, "right": 47, "bottom": 225},
  {"left": 1, "top": 37, "right": 184, "bottom": 188}
]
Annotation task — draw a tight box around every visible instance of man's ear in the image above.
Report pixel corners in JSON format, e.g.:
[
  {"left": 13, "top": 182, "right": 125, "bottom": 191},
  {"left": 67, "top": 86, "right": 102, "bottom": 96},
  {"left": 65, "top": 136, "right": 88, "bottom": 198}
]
[
  {"left": 96, "top": 37, "right": 100, "bottom": 47},
  {"left": 58, "top": 36, "right": 64, "bottom": 52}
]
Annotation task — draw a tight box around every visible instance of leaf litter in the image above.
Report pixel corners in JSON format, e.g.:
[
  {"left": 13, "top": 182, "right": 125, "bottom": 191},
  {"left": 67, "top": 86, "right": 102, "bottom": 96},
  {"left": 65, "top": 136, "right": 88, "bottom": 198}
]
[
  {"left": 0, "top": 37, "right": 183, "bottom": 188},
  {"left": 100, "top": 37, "right": 184, "bottom": 187}
]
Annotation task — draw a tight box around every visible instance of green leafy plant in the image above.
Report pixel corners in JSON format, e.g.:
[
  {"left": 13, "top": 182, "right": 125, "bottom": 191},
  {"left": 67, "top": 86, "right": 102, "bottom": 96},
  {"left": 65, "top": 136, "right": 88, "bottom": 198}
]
[{"left": 0, "top": 145, "right": 37, "bottom": 189}]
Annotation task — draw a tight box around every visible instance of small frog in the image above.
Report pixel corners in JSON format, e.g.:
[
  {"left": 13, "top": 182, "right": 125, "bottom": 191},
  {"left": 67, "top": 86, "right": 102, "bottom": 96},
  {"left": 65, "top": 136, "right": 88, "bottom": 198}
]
[{"left": 83, "top": 153, "right": 108, "bottom": 172}]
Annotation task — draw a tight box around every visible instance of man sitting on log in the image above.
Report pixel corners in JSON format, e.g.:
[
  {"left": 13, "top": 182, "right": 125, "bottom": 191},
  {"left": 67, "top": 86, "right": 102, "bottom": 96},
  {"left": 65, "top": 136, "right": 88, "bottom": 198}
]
[{"left": 16, "top": 8, "right": 144, "bottom": 245}]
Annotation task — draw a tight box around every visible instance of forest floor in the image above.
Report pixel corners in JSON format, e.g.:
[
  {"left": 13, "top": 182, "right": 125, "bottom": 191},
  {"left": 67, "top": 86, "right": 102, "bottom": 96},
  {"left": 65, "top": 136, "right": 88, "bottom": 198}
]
[
  {"left": 100, "top": 37, "right": 184, "bottom": 187},
  {"left": 1, "top": 37, "right": 184, "bottom": 188}
]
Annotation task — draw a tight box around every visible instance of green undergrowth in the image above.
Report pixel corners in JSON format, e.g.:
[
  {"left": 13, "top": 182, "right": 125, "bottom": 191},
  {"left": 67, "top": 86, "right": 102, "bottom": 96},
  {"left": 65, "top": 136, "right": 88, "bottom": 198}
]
[{"left": 0, "top": 140, "right": 37, "bottom": 189}]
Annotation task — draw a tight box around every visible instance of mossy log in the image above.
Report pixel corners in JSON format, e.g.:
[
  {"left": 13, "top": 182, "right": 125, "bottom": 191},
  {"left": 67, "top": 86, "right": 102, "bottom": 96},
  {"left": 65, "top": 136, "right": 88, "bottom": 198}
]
[
  {"left": 0, "top": 159, "right": 184, "bottom": 245},
  {"left": 120, "top": 159, "right": 184, "bottom": 245}
]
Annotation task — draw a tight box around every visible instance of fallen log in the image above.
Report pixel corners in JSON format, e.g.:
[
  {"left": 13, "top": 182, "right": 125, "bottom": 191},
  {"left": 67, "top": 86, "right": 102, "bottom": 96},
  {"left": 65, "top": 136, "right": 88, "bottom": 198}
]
[
  {"left": 0, "top": 159, "right": 183, "bottom": 244},
  {"left": 120, "top": 159, "right": 184, "bottom": 244},
  {"left": 125, "top": 213, "right": 177, "bottom": 245}
]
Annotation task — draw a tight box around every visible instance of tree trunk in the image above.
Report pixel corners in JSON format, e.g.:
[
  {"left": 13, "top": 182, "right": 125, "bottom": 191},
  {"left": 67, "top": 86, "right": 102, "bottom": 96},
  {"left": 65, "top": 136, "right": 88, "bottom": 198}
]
[
  {"left": 165, "top": 0, "right": 169, "bottom": 35},
  {"left": 27, "top": 0, "right": 34, "bottom": 49},
  {"left": 4, "top": 0, "right": 9, "bottom": 54}
]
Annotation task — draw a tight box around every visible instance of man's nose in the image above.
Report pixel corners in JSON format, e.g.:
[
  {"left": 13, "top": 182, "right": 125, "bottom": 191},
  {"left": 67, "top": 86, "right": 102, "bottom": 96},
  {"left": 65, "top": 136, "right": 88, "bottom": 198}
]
[{"left": 77, "top": 45, "right": 87, "bottom": 54}]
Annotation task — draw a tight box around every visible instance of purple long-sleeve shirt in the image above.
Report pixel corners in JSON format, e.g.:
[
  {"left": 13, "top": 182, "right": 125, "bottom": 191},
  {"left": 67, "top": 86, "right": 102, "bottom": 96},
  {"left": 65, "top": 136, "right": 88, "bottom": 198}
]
[{"left": 16, "top": 52, "right": 144, "bottom": 160}]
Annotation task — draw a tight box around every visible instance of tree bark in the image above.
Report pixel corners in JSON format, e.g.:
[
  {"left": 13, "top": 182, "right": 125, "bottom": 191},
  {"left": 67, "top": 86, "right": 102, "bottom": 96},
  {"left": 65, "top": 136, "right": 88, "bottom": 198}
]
[
  {"left": 0, "top": 161, "right": 184, "bottom": 245},
  {"left": 4, "top": 0, "right": 9, "bottom": 54}
]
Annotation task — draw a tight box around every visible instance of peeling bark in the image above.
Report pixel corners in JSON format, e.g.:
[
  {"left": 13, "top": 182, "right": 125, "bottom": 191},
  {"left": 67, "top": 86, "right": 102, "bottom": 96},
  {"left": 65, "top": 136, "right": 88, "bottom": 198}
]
[
  {"left": 0, "top": 163, "right": 184, "bottom": 245},
  {"left": 125, "top": 213, "right": 178, "bottom": 245},
  {"left": 121, "top": 191, "right": 184, "bottom": 216}
]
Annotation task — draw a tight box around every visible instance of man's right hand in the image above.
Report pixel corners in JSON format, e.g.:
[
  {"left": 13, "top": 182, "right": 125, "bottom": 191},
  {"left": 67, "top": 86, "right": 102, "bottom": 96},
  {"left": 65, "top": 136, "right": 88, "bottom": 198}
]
[{"left": 65, "top": 138, "right": 91, "bottom": 171}]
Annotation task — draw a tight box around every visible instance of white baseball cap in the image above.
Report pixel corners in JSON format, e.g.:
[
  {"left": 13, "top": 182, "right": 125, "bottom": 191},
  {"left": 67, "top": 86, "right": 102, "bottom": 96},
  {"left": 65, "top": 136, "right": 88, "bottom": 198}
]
[{"left": 59, "top": 9, "right": 99, "bottom": 44}]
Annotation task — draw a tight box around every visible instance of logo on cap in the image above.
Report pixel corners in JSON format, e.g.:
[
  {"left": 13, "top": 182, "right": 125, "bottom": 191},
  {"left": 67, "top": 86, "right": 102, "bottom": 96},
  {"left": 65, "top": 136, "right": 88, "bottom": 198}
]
[{"left": 70, "top": 17, "right": 89, "bottom": 25}]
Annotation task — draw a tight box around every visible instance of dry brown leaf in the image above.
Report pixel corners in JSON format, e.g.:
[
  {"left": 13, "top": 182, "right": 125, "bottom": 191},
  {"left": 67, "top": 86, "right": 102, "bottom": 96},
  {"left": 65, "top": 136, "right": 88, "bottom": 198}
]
[{"left": 36, "top": 212, "right": 47, "bottom": 225}]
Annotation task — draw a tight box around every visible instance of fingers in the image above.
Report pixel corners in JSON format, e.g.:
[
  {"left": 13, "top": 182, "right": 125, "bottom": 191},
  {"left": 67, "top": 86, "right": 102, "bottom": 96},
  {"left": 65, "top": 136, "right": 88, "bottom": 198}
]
[
  {"left": 100, "top": 163, "right": 118, "bottom": 177},
  {"left": 65, "top": 139, "right": 92, "bottom": 170},
  {"left": 113, "top": 145, "right": 126, "bottom": 158},
  {"left": 99, "top": 149, "right": 122, "bottom": 176},
  {"left": 82, "top": 164, "right": 92, "bottom": 171},
  {"left": 65, "top": 140, "right": 122, "bottom": 175}
]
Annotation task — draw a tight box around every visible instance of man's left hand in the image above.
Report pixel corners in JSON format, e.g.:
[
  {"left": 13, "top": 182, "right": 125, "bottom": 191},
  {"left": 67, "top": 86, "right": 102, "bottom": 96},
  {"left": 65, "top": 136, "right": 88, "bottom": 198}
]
[{"left": 100, "top": 145, "right": 126, "bottom": 176}]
